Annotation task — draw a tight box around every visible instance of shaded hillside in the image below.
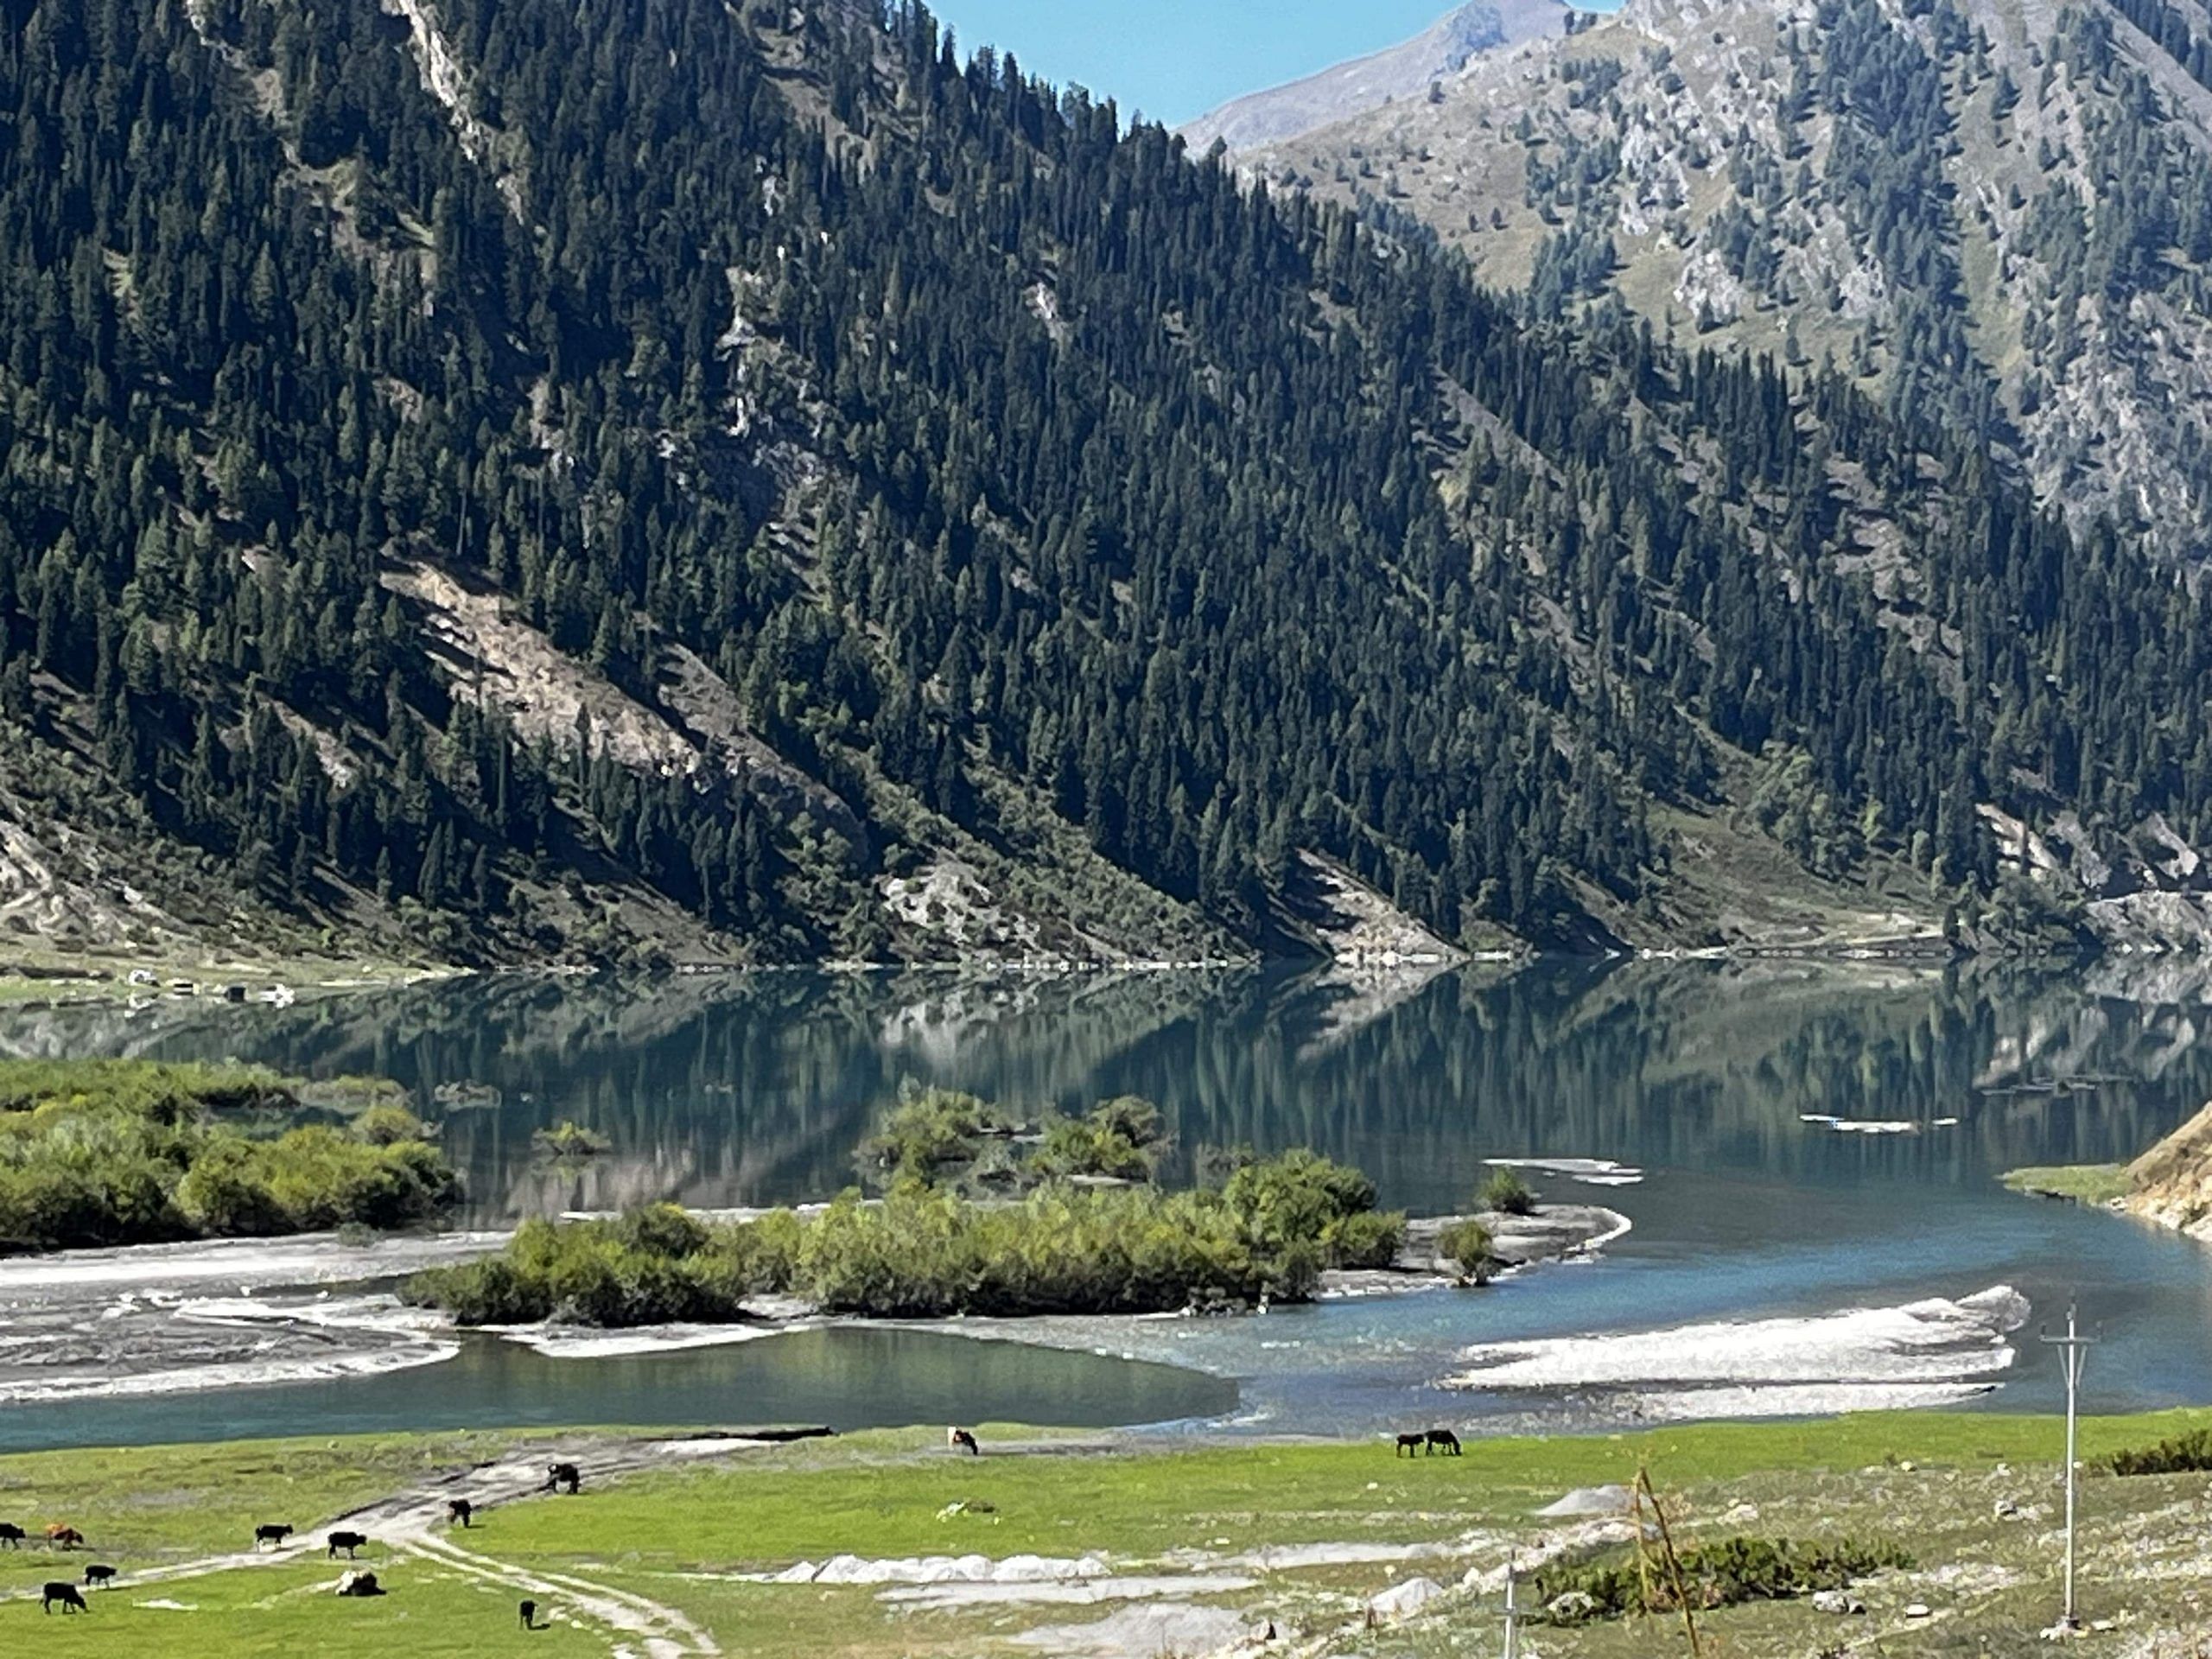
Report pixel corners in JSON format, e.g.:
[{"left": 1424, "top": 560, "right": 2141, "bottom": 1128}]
[{"left": 4, "top": 0, "right": 2212, "bottom": 967}]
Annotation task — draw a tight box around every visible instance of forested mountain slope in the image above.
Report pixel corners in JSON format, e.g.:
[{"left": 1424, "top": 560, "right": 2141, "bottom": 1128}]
[
  {"left": 1244, "top": 0, "right": 2212, "bottom": 564},
  {"left": 3, "top": 0, "right": 2211, "bottom": 966}
]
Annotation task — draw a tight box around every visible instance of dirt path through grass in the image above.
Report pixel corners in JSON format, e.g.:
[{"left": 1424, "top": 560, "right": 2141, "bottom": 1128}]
[{"left": 0, "top": 1433, "right": 767, "bottom": 1654}]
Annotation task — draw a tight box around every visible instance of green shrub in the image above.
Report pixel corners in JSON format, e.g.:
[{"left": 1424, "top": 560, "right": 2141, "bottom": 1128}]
[
  {"left": 2109, "top": 1430, "right": 2212, "bottom": 1477},
  {"left": 356, "top": 1103, "right": 433, "bottom": 1147},
  {"left": 1478, "top": 1167, "right": 1537, "bottom": 1217},
  {"left": 1320, "top": 1208, "right": 1405, "bottom": 1269},
  {"left": 1436, "top": 1217, "right": 1494, "bottom": 1281},
  {"left": 1535, "top": 1535, "right": 1911, "bottom": 1624},
  {"left": 408, "top": 1149, "right": 1389, "bottom": 1329},
  {"left": 1034, "top": 1099, "right": 1167, "bottom": 1182},
  {"left": 532, "top": 1121, "right": 611, "bottom": 1160},
  {"left": 404, "top": 1211, "right": 750, "bottom": 1327},
  {"left": 0, "top": 1060, "right": 458, "bottom": 1251},
  {"left": 1224, "top": 1148, "right": 1380, "bottom": 1247},
  {"left": 855, "top": 1086, "right": 1013, "bottom": 1186}
]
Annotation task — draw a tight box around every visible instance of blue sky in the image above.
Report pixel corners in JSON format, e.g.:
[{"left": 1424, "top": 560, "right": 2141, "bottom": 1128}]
[{"left": 927, "top": 2, "right": 1458, "bottom": 127}]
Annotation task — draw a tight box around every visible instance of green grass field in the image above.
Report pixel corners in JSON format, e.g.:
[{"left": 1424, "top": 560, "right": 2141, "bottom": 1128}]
[
  {"left": 2002, "top": 1164, "right": 2132, "bottom": 1205},
  {"left": 1, "top": 1412, "right": 2208, "bottom": 1656}
]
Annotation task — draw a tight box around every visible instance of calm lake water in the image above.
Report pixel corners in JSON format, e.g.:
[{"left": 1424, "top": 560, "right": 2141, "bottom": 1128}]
[{"left": 7, "top": 957, "right": 2212, "bottom": 1442}]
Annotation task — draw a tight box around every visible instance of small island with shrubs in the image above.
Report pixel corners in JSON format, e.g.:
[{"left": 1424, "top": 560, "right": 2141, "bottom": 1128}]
[
  {"left": 402, "top": 1088, "right": 1629, "bottom": 1331},
  {"left": 0, "top": 1059, "right": 461, "bottom": 1253}
]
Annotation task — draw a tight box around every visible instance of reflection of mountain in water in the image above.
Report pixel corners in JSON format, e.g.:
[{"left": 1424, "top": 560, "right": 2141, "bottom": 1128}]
[{"left": 9, "top": 960, "right": 2212, "bottom": 1222}]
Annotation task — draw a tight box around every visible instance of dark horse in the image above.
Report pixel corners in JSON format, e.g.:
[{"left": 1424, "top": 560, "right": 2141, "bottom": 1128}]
[
  {"left": 543, "top": 1463, "right": 582, "bottom": 1495},
  {"left": 1394, "top": 1433, "right": 1425, "bottom": 1458},
  {"left": 1424, "top": 1429, "right": 1462, "bottom": 1457},
  {"left": 41, "top": 1581, "right": 87, "bottom": 1614}
]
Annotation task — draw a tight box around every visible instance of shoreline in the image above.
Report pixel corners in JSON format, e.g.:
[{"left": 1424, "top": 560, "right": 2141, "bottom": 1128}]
[{"left": 0, "top": 1204, "right": 1632, "bottom": 1407}]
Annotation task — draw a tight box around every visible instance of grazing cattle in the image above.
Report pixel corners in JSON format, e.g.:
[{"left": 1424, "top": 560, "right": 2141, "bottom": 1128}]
[
  {"left": 333, "top": 1570, "right": 383, "bottom": 1598},
  {"left": 326, "top": 1531, "right": 369, "bottom": 1560},
  {"left": 947, "top": 1428, "right": 980, "bottom": 1457},
  {"left": 1394, "top": 1433, "right": 1425, "bottom": 1458},
  {"left": 447, "top": 1498, "right": 474, "bottom": 1529},
  {"left": 45, "top": 1526, "right": 83, "bottom": 1549},
  {"left": 253, "top": 1523, "right": 294, "bottom": 1549},
  {"left": 518, "top": 1599, "right": 537, "bottom": 1630},
  {"left": 0, "top": 1522, "right": 22, "bottom": 1548},
  {"left": 41, "top": 1582, "right": 86, "bottom": 1614},
  {"left": 1424, "top": 1429, "right": 1462, "bottom": 1458},
  {"left": 543, "top": 1463, "right": 582, "bottom": 1495},
  {"left": 82, "top": 1565, "right": 115, "bottom": 1589}
]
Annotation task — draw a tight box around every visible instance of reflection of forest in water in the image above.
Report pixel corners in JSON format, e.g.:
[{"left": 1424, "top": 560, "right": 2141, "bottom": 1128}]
[{"left": 9, "top": 958, "right": 2212, "bottom": 1221}]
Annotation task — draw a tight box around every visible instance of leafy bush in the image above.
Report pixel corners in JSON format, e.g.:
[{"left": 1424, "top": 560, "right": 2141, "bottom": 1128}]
[
  {"left": 2109, "top": 1430, "right": 2212, "bottom": 1477},
  {"left": 357, "top": 1104, "right": 434, "bottom": 1147},
  {"left": 1035, "top": 1097, "right": 1170, "bottom": 1182},
  {"left": 1478, "top": 1168, "right": 1538, "bottom": 1217},
  {"left": 1534, "top": 1535, "right": 1912, "bottom": 1623},
  {"left": 1320, "top": 1208, "right": 1405, "bottom": 1270},
  {"left": 407, "top": 1214, "right": 754, "bottom": 1326},
  {"left": 532, "top": 1121, "right": 611, "bottom": 1160},
  {"left": 0, "top": 1060, "right": 458, "bottom": 1251},
  {"left": 408, "top": 1148, "right": 1395, "bottom": 1328},
  {"left": 855, "top": 1086, "right": 1012, "bottom": 1186},
  {"left": 1436, "top": 1217, "right": 1495, "bottom": 1281}
]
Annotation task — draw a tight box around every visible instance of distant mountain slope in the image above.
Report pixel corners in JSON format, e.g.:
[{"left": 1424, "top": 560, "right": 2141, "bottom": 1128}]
[
  {"left": 1179, "top": 0, "right": 1575, "bottom": 152},
  {"left": 1245, "top": 0, "right": 2212, "bottom": 563},
  {"left": 7, "top": 0, "right": 2212, "bottom": 969}
]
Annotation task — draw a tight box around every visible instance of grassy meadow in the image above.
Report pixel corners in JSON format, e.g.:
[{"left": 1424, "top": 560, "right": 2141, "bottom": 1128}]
[{"left": 0, "top": 1412, "right": 2208, "bottom": 1656}]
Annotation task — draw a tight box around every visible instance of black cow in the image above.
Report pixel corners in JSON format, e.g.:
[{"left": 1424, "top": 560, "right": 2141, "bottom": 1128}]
[
  {"left": 1424, "top": 1429, "right": 1462, "bottom": 1457},
  {"left": 253, "top": 1523, "right": 294, "bottom": 1549},
  {"left": 327, "top": 1531, "right": 369, "bottom": 1560},
  {"left": 519, "top": 1598, "right": 538, "bottom": 1629},
  {"left": 1394, "top": 1433, "right": 1425, "bottom": 1458},
  {"left": 447, "top": 1498, "right": 474, "bottom": 1529},
  {"left": 543, "top": 1463, "right": 581, "bottom": 1495},
  {"left": 947, "top": 1428, "right": 980, "bottom": 1457},
  {"left": 41, "top": 1582, "right": 86, "bottom": 1614},
  {"left": 0, "top": 1522, "right": 22, "bottom": 1548},
  {"left": 82, "top": 1564, "right": 115, "bottom": 1589}
]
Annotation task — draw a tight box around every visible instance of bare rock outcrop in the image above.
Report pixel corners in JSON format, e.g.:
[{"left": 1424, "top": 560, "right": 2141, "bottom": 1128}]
[{"left": 2125, "top": 1103, "right": 2212, "bottom": 1240}]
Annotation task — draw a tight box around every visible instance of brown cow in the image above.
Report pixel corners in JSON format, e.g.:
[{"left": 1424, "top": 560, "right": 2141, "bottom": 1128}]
[{"left": 45, "top": 1526, "right": 83, "bottom": 1550}]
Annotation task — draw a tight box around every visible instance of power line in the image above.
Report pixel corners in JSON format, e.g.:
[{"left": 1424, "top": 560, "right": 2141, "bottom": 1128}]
[{"left": 2039, "top": 1302, "right": 2098, "bottom": 1634}]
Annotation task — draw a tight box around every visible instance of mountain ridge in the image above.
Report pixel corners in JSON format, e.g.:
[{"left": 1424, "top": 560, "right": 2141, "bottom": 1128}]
[
  {"left": 1179, "top": 0, "right": 1577, "bottom": 153},
  {"left": 1241, "top": 0, "right": 2212, "bottom": 563}
]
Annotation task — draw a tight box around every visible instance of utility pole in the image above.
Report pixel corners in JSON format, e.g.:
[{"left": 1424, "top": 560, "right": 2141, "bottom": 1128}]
[
  {"left": 1502, "top": 1553, "right": 1519, "bottom": 1659},
  {"left": 2040, "top": 1303, "right": 2097, "bottom": 1633}
]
